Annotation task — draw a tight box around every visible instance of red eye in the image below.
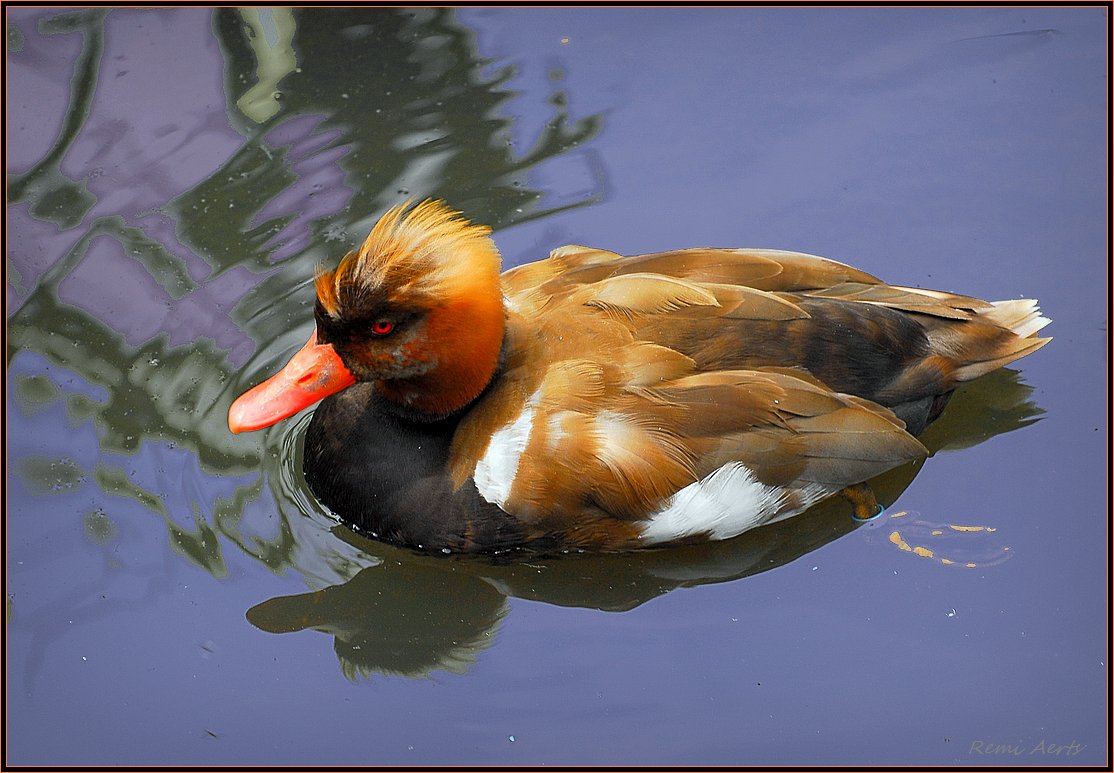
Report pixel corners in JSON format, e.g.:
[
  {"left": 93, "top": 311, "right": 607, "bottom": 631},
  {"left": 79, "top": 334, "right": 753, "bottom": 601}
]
[{"left": 370, "top": 319, "right": 395, "bottom": 336}]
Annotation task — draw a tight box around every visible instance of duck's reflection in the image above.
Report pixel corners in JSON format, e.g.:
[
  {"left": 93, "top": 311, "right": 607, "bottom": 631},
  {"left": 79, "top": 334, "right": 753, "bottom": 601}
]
[
  {"left": 247, "top": 367, "right": 1041, "bottom": 679},
  {"left": 248, "top": 557, "right": 509, "bottom": 680}
]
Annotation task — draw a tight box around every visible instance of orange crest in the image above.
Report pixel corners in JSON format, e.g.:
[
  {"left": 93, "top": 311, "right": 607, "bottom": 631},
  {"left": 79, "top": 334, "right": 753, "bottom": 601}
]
[{"left": 315, "top": 200, "right": 502, "bottom": 319}]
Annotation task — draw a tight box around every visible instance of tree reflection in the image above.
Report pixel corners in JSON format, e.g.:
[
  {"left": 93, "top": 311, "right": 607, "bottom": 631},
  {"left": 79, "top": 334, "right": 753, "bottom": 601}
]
[
  {"left": 8, "top": 7, "right": 603, "bottom": 587},
  {"left": 8, "top": 9, "right": 106, "bottom": 228}
]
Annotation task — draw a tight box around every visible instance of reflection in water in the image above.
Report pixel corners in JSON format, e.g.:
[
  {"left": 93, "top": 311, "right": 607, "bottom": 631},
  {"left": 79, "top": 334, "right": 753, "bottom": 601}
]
[
  {"left": 8, "top": 7, "right": 603, "bottom": 591},
  {"left": 248, "top": 554, "right": 510, "bottom": 680},
  {"left": 247, "top": 367, "right": 1042, "bottom": 679},
  {"left": 7, "top": 8, "right": 1046, "bottom": 683},
  {"left": 234, "top": 8, "right": 298, "bottom": 124},
  {"left": 8, "top": 10, "right": 106, "bottom": 229}
]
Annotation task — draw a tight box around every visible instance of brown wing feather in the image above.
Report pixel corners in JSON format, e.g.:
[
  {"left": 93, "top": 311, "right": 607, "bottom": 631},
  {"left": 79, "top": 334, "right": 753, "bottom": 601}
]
[
  {"left": 592, "top": 248, "right": 882, "bottom": 290},
  {"left": 503, "top": 246, "right": 883, "bottom": 303},
  {"left": 580, "top": 273, "right": 721, "bottom": 317},
  {"left": 805, "top": 282, "right": 993, "bottom": 319}
]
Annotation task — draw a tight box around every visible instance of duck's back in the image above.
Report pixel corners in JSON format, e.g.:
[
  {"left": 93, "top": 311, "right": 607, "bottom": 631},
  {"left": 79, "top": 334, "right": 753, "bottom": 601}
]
[{"left": 501, "top": 245, "right": 1050, "bottom": 429}]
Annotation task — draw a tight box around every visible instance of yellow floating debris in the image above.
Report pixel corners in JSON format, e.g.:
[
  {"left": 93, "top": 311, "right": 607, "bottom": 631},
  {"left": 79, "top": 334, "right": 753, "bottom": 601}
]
[{"left": 880, "top": 512, "right": 1010, "bottom": 569}]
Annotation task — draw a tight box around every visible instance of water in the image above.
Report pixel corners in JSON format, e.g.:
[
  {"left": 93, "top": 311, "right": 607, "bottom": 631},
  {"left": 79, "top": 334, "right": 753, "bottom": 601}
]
[{"left": 6, "top": 7, "right": 1107, "bottom": 766}]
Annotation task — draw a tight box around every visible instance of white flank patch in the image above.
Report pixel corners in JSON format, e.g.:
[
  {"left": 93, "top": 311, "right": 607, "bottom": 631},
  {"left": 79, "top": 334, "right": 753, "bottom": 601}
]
[
  {"left": 639, "top": 462, "right": 832, "bottom": 544},
  {"left": 473, "top": 390, "right": 540, "bottom": 508}
]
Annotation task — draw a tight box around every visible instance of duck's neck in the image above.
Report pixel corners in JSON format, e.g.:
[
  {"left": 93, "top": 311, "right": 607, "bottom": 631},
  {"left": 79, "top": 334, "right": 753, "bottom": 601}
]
[{"left": 376, "top": 293, "right": 506, "bottom": 421}]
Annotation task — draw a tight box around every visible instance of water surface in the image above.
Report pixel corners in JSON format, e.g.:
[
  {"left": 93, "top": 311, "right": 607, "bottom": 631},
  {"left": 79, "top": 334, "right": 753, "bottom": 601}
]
[{"left": 6, "top": 7, "right": 1107, "bottom": 766}]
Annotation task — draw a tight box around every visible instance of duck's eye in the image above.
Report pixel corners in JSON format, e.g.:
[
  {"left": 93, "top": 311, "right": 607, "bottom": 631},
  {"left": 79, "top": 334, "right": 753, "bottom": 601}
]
[{"left": 370, "top": 319, "right": 395, "bottom": 336}]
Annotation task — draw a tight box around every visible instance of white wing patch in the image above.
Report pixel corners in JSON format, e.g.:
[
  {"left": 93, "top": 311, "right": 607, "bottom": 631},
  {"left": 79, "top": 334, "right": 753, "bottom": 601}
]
[
  {"left": 473, "top": 390, "right": 540, "bottom": 509},
  {"left": 639, "top": 462, "right": 833, "bottom": 544}
]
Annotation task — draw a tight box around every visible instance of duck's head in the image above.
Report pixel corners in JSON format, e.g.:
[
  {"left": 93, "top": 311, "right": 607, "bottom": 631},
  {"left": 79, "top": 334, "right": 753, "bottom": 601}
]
[{"left": 228, "top": 200, "right": 504, "bottom": 432}]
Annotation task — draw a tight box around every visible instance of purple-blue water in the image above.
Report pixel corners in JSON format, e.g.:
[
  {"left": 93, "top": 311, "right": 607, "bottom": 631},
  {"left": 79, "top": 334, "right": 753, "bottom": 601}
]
[{"left": 6, "top": 7, "right": 1107, "bottom": 766}]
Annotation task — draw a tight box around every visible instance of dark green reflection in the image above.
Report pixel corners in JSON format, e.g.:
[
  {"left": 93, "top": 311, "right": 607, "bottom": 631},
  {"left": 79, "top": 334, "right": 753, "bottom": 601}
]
[
  {"left": 9, "top": 7, "right": 603, "bottom": 591},
  {"left": 175, "top": 7, "right": 602, "bottom": 279},
  {"left": 248, "top": 554, "right": 509, "bottom": 680},
  {"left": 7, "top": 9, "right": 106, "bottom": 228}
]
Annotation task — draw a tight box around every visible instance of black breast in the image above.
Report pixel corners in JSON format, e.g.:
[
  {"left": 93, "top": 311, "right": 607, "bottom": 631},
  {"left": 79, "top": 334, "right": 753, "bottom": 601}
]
[{"left": 302, "top": 383, "right": 523, "bottom": 552}]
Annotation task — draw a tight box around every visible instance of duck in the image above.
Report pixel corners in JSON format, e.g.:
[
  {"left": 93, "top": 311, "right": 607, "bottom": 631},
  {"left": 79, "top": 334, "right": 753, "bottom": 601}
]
[{"left": 228, "top": 200, "right": 1051, "bottom": 554}]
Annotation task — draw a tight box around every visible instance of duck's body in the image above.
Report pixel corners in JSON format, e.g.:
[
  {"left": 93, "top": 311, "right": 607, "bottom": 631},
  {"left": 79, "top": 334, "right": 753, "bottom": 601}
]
[{"left": 229, "top": 201, "right": 1050, "bottom": 553}]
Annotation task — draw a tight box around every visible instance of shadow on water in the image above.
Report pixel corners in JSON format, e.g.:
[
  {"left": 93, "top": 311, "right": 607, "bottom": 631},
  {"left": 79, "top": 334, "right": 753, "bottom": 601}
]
[{"left": 8, "top": 8, "right": 1046, "bottom": 682}]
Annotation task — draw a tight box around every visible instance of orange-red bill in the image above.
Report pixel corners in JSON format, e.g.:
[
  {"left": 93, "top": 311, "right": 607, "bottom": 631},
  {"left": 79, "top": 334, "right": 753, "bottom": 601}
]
[{"left": 227, "top": 329, "right": 356, "bottom": 433}]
